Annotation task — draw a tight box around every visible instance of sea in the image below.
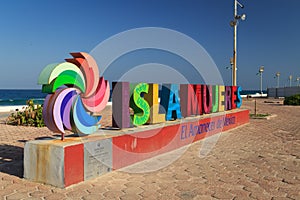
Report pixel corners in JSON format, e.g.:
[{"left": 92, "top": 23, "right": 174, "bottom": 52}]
[
  {"left": 0, "top": 89, "right": 265, "bottom": 106},
  {"left": 0, "top": 89, "right": 46, "bottom": 106}
]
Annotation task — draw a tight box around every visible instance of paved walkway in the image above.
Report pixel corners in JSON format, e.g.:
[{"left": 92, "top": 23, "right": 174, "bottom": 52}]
[{"left": 0, "top": 99, "right": 299, "bottom": 199}]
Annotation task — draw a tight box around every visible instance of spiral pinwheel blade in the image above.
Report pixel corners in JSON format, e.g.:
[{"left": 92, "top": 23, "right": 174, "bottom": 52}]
[{"left": 38, "top": 52, "right": 110, "bottom": 138}]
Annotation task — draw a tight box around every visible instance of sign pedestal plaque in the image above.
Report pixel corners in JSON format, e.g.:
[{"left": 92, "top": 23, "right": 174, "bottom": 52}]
[{"left": 84, "top": 140, "right": 112, "bottom": 180}]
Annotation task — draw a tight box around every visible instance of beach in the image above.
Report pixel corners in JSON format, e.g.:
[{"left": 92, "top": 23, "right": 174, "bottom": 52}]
[
  {"left": 0, "top": 105, "right": 27, "bottom": 113},
  {"left": 0, "top": 105, "right": 27, "bottom": 119},
  {"left": 0, "top": 98, "right": 299, "bottom": 199}
]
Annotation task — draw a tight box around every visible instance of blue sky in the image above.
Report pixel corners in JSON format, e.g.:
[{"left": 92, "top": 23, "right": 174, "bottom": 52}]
[{"left": 0, "top": 0, "right": 299, "bottom": 90}]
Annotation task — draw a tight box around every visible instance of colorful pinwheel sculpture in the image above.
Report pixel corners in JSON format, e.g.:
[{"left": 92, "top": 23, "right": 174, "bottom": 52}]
[{"left": 38, "top": 52, "right": 110, "bottom": 138}]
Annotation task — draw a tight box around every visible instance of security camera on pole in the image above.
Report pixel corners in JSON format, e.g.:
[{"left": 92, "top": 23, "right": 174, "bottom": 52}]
[{"left": 230, "top": 0, "right": 246, "bottom": 86}]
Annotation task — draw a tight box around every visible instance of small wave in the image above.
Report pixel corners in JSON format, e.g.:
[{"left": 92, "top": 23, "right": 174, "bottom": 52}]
[
  {"left": 33, "top": 98, "right": 46, "bottom": 101},
  {"left": 0, "top": 98, "right": 44, "bottom": 106}
]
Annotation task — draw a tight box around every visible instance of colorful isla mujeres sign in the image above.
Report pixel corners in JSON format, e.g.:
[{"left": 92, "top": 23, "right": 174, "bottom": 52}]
[{"left": 38, "top": 52, "right": 242, "bottom": 138}]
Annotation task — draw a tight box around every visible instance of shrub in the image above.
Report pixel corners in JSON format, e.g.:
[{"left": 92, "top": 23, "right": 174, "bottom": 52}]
[
  {"left": 284, "top": 94, "right": 300, "bottom": 105},
  {"left": 6, "top": 99, "right": 45, "bottom": 127}
]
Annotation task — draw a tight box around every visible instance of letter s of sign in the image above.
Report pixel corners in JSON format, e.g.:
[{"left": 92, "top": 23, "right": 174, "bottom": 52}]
[
  {"left": 236, "top": 86, "right": 243, "bottom": 108},
  {"left": 131, "top": 83, "right": 150, "bottom": 126}
]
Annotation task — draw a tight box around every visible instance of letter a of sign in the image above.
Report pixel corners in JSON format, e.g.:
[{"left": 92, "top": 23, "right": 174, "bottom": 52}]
[{"left": 160, "top": 84, "right": 182, "bottom": 121}]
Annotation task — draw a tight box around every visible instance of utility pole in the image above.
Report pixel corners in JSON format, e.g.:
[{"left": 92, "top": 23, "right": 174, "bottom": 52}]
[
  {"left": 233, "top": 0, "right": 237, "bottom": 86},
  {"left": 230, "top": 0, "right": 246, "bottom": 86}
]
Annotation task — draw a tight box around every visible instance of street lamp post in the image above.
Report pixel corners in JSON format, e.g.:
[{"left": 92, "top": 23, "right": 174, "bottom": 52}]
[
  {"left": 289, "top": 75, "right": 292, "bottom": 87},
  {"left": 275, "top": 72, "right": 280, "bottom": 88},
  {"left": 226, "top": 57, "right": 234, "bottom": 85},
  {"left": 257, "top": 66, "right": 264, "bottom": 94},
  {"left": 296, "top": 77, "right": 300, "bottom": 86},
  {"left": 230, "top": 0, "right": 246, "bottom": 86}
]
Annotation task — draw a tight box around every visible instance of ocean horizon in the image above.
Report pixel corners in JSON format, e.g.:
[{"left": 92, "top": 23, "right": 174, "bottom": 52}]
[{"left": 0, "top": 88, "right": 266, "bottom": 107}]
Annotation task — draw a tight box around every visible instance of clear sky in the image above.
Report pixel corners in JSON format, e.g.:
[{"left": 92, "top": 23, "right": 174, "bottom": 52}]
[{"left": 0, "top": 0, "right": 299, "bottom": 90}]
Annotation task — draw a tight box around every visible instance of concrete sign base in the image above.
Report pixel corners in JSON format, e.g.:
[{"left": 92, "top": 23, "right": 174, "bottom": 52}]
[{"left": 24, "top": 109, "right": 249, "bottom": 188}]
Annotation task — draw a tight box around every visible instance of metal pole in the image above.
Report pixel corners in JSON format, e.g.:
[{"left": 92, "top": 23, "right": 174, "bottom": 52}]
[
  {"left": 254, "top": 99, "right": 257, "bottom": 116},
  {"left": 230, "top": 57, "right": 233, "bottom": 86},
  {"left": 277, "top": 76, "right": 280, "bottom": 88},
  {"left": 231, "top": 69, "right": 233, "bottom": 86},
  {"left": 233, "top": 0, "right": 237, "bottom": 86},
  {"left": 260, "top": 72, "right": 263, "bottom": 94}
]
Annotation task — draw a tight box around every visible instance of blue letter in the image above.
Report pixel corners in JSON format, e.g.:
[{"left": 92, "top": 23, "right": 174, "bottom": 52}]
[
  {"left": 161, "top": 84, "right": 182, "bottom": 121},
  {"left": 236, "top": 86, "right": 242, "bottom": 108}
]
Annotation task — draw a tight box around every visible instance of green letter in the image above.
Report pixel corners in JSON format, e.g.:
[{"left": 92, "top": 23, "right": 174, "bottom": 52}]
[{"left": 130, "top": 83, "right": 150, "bottom": 126}]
